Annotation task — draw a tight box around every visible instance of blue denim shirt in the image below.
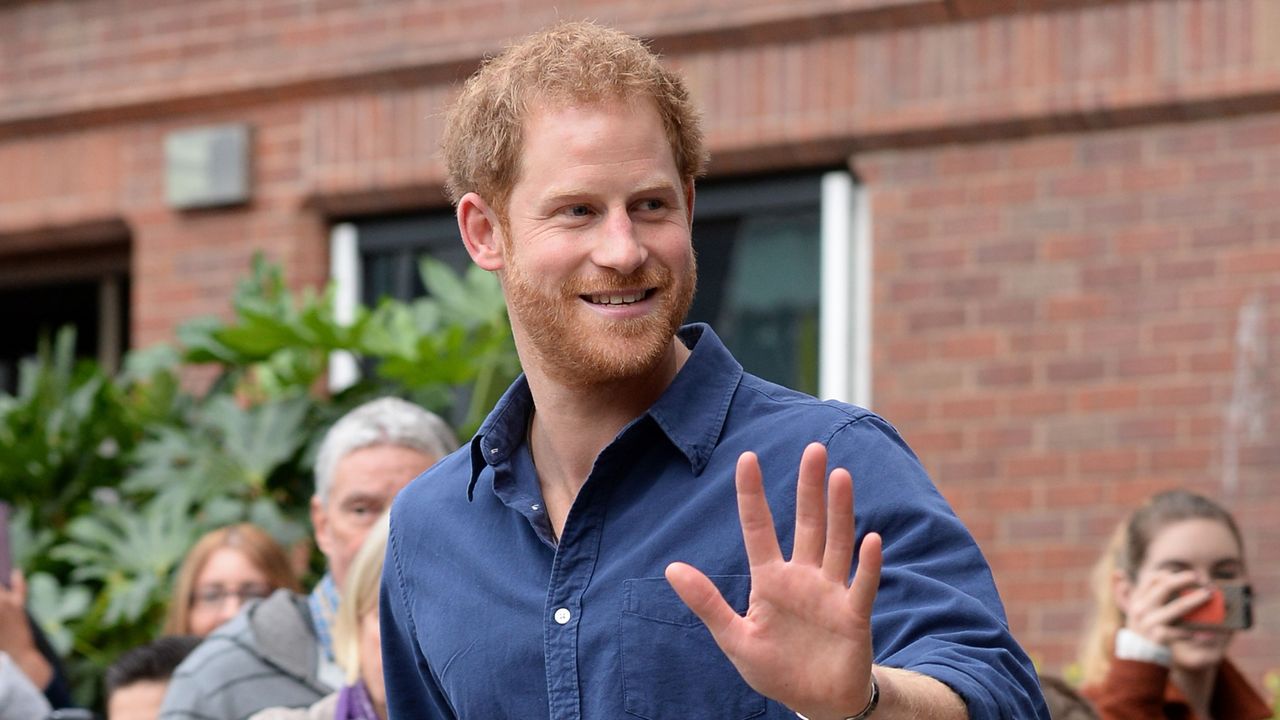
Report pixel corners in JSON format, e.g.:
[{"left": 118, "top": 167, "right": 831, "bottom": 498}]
[{"left": 382, "top": 324, "right": 1049, "bottom": 719}]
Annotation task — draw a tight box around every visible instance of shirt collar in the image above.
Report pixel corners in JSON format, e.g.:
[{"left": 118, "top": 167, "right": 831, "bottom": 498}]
[
  {"left": 467, "top": 323, "right": 742, "bottom": 498},
  {"left": 646, "top": 323, "right": 742, "bottom": 475}
]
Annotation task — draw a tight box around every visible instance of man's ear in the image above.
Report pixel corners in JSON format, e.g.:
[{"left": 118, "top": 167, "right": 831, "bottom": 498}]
[
  {"left": 458, "top": 192, "right": 506, "bottom": 271},
  {"left": 310, "top": 495, "right": 333, "bottom": 558},
  {"left": 683, "top": 180, "right": 696, "bottom": 227}
]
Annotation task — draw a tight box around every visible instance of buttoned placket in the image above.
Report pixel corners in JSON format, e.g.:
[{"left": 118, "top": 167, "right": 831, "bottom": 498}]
[{"left": 540, "top": 439, "right": 626, "bottom": 720}]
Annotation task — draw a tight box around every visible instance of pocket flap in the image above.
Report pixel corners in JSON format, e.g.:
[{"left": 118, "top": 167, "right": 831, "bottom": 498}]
[{"left": 623, "top": 575, "right": 751, "bottom": 626}]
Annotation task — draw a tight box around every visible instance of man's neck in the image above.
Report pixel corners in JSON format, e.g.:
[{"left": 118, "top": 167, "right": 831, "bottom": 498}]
[{"left": 524, "top": 337, "right": 691, "bottom": 536}]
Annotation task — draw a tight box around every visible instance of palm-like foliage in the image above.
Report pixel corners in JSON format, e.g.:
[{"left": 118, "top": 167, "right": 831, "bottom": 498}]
[{"left": 1, "top": 254, "right": 519, "bottom": 708}]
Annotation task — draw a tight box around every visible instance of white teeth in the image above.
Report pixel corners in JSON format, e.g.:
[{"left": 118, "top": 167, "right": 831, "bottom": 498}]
[{"left": 589, "top": 291, "right": 645, "bottom": 305}]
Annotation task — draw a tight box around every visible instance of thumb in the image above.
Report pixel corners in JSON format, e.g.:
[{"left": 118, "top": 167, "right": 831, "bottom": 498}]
[{"left": 665, "top": 562, "right": 741, "bottom": 640}]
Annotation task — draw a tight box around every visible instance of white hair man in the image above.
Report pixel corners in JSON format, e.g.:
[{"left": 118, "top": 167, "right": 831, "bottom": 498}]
[{"left": 161, "top": 397, "right": 456, "bottom": 720}]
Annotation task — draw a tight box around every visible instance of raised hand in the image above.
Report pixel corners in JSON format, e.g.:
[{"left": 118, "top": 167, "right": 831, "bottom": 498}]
[
  {"left": 665, "top": 442, "right": 883, "bottom": 720},
  {"left": 1120, "top": 569, "right": 1210, "bottom": 647}
]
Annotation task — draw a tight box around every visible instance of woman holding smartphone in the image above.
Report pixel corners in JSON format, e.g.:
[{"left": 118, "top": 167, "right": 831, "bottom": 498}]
[{"left": 1078, "top": 489, "right": 1269, "bottom": 719}]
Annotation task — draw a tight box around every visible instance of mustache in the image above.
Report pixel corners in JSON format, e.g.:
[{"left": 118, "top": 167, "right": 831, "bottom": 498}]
[{"left": 561, "top": 266, "right": 671, "bottom": 296}]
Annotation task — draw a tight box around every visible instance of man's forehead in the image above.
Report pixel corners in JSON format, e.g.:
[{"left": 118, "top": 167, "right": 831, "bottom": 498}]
[{"left": 327, "top": 444, "right": 432, "bottom": 494}]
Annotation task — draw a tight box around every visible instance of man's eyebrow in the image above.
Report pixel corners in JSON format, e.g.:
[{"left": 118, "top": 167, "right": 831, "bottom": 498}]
[
  {"left": 338, "top": 491, "right": 385, "bottom": 505},
  {"left": 540, "top": 180, "right": 681, "bottom": 202}
]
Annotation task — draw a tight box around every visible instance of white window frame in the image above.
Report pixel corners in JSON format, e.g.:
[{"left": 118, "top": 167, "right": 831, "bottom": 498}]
[
  {"left": 329, "top": 172, "right": 871, "bottom": 405},
  {"left": 819, "top": 170, "right": 872, "bottom": 409}
]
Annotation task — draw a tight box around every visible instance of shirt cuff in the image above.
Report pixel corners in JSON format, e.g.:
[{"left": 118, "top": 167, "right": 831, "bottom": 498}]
[{"left": 1113, "top": 628, "right": 1172, "bottom": 667}]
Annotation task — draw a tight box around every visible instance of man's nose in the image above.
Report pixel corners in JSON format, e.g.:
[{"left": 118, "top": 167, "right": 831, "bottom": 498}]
[{"left": 591, "top": 211, "right": 647, "bottom": 274}]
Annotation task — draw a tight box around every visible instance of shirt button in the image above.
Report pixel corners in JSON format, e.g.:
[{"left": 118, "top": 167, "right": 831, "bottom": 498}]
[{"left": 553, "top": 608, "right": 571, "bottom": 625}]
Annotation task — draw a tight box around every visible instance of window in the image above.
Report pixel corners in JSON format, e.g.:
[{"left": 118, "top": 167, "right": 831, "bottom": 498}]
[
  {"left": 688, "top": 174, "right": 823, "bottom": 396},
  {"left": 0, "top": 242, "right": 130, "bottom": 394},
  {"left": 330, "top": 170, "right": 867, "bottom": 404}
]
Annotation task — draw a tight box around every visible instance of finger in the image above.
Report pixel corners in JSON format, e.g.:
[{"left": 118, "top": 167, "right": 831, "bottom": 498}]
[
  {"left": 11, "top": 571, "right": 25, "bottom": 604},
  {"left": 665, "top": 562, "right": 742, "bottom": 641},
  {"left": 1152, "top": 586, "right": 1213, "bottom": 625},
  {"left": 1133, "top": 571, "right": 1197, "bottom": 615},
  {"left": 792, "top": 442, "right": 830, "bottom": 566},
  {"left": 847, "top": 532, "right": 883, "bottom": 618},
  {"left": 735, "top": 452, "right": 783, "bottom": 568},
  {"left": 821, "top": 467, "right": 855, "bottom": 584}
]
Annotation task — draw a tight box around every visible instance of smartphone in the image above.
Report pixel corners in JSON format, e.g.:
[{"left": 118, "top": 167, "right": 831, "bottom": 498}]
[
  {"left": 0, "top": 501, "right": 11, "bottom": 589},
  {"left": 1174, "top": 584, "right": 1253, "bottom": 631}
]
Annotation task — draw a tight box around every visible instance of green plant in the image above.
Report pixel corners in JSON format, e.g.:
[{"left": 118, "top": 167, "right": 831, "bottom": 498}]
[{"left": 1, "top": 254, "right": 519, "bottom": 709}]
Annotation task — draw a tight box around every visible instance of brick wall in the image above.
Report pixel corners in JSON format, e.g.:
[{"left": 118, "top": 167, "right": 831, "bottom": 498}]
[
  {"left": 858, "top": 113, "right": 1280, "bottom": 677},
  {"left": 2, "top": 0, "right": 1278, "bottom": 690}
]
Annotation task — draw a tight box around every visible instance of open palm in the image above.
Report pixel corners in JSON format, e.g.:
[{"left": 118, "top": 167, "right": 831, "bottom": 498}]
[{"left": 666, "top": 442, "right": 883, "bottom": 719}]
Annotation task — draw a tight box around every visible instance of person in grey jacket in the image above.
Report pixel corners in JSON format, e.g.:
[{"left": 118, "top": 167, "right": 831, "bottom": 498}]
[
  {"left": 159, "top": 398, "right": 456, "bottom": 720},
  {"left": 0, "top": 651, "right": 50, "bottom": 720}
]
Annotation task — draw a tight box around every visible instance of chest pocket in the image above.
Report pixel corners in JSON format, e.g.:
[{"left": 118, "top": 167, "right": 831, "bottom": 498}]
[{"left": 620, "top": 575, "right": 767, "bottom": 720}]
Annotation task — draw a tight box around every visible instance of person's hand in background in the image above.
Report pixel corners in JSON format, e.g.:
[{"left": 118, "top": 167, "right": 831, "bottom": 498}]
[{"left": 0, "top": 571, "right": 53, "bottom": 690}]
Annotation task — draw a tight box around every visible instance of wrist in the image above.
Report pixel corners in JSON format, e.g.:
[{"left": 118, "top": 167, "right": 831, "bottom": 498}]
[
  {"left": 1114, "top": 628, "right": 1172, "bottom": 667},
  {"left": 795, "top": 670, "right": 879, "bottom": 720}
]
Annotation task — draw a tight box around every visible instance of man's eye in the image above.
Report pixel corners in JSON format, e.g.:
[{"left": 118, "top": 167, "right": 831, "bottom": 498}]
[
  {"left": 637, "top": 199, "right": 665, "bottom": 211},
  {"left": 565, "top": 205, "right": 592, "bottom": 217}
]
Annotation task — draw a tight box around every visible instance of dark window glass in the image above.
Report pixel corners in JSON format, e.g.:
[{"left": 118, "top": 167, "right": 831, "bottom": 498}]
[
  {"left": 0, "top": 249, "right": 129, "bottom": 395},
  {"left": 352, "top": 172, "right": 823, "bottom": 393},
  {"left": 688, "top": 174, "right": 822, "bottom": 395}
]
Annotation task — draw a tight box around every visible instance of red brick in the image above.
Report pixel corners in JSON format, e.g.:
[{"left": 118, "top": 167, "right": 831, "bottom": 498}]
[
  {"left": 908, "top": 307, "right": 966, "bottom": 332},
  {"left": 1117, "top": 417, "right": 1178, "bottom": 441},
  {"left": 1082, "top": 199, "right": 1145, "bottom": 225},
  {"left": 939, "top": 397, "right": 998, "bottom": 420},
  {"left": 977, "top": 362, "right": 1034, "bottom": 388},
  {"left": 907, "top": 429, "right": 966, "bottom": 454},
  {"left": 1078, "top": 386, "right": 1140, "bottom": 411},
  {"left": 1111, "top": 228, "right": 1177, "bottom": 256},
  {"left": 907, "top": 247, "right": 965, "bottom": 268},
  {"left": 937, "top": 458, "right": 997, "bottom": 483},
  {"left": 1116, "top": 354, "right": 1179, "bottom": 377},
  {"left": 1078, "top": 136, "right": 1142, "bottom": 166},
  {"left": 1191, "top": 225, "right": 1255, "bottom": 249},
  {"left": 1046, "top": 295, "right": 1110, "bottom": 322},
  {"left": 1009, "top": 331, "right": 1069, "bottom": 354},
  {"left": 974, "top": 425, "right": 1034, "bottom": 450},
  {"left": 1005, "top": 452, "right": 1067, "bottom": 479},
  {"left": 1007, "top": 392, "right": 1068, "bottom": 416},
  {"left": 1227, "top": 117, "right": 1280, "bottom": 149},
  {"left": 1189, "top": 351, "right": 1233, "bottom": 373},
  {"left": 978, "top": 300, "right": 1038, "bottom": 325},
  {"left": 1046, "top": 357, "right": 1106, "bottom": 383},
  {"left": 939, "top": 332, "right": 1000, "bottom": 359},
  {"left": 1223, "top": 249, "right": 1280, "bottom": 275},
  {"left": 939, "top": 275, "right": 1001, "bottom": 300},
  {"left": 1004, "top": 516, "right": 1068, "bottom": 545},
  {"left": 1078, "top": 449, "right": 1140, "bottom": 475},
  {"left": 1149, "top": 447, "right": 1211, "bottom": 472},
  {"left": 1008, "top": 139, "right": 1075, "bottom": 170},
  {"left": 974, "top": 239, "right": 1037, "bottom": 264},
  {"left": 1048, "top": 169, "right": 1112, "bottom": 198},
  {"left": 1193, "top": 159, "right": 1256, "bottom": 184},
  {"left": 1149, "top": 321, "right": 1219, "bottom": 344},
  {"left": 1154, "top": 258, "right": 1218, "bottom": 281},
  {"left": 1081, "top": 262, "right": 1143, "bottom": 288},
  {"left": 1044, "top": 483, "right": 1111, "bottom": 508},
  {"left": 1044, "top": 233, "right": 1106, "bottom": 260}
]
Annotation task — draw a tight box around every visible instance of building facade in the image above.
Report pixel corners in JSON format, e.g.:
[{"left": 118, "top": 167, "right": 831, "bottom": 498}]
[{"left": 2, "top": 0, "right": 1278, "bottom": 685}]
